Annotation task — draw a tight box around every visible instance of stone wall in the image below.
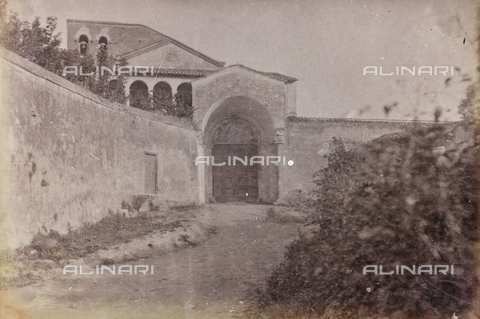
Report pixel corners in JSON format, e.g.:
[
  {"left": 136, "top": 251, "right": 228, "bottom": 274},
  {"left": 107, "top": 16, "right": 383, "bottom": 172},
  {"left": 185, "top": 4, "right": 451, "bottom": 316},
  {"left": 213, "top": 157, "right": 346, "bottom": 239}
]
[
  {"left": 0, "top": 48, "right": 199, "bottom": 249},
  {"left": 278, "top": 117, "right": 447, "bottom": 204},
  {"left": 192, "top": 66, "right": 294, "bottom": 131}
]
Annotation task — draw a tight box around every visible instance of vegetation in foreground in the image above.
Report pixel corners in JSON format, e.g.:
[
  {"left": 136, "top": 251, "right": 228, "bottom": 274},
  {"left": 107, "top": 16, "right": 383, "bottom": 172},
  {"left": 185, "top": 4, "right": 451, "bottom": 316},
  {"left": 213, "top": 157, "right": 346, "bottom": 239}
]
[
  {"left": 0, "top": 203, "right": 198, "bottom": 289},
  {"left": 17, "top": 212, "right": 184, "bottom": 262},
  {"left": 249, "top": 124, "right": 478, "bottom": 319}
]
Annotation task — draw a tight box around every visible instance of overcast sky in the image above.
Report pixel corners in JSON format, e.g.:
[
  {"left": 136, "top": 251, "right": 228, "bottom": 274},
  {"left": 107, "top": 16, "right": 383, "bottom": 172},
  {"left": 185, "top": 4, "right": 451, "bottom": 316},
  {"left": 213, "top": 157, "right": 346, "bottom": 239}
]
[{"left": 7, "top": 0, "right": 478, "bottom": 121}]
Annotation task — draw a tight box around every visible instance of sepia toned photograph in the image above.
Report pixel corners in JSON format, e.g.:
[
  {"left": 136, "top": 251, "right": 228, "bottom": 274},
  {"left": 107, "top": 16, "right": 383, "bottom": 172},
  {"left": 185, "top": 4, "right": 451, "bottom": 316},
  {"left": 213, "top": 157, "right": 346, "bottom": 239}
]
[{"left": 0, "top": 0, "right": 478, "bottom": 318}]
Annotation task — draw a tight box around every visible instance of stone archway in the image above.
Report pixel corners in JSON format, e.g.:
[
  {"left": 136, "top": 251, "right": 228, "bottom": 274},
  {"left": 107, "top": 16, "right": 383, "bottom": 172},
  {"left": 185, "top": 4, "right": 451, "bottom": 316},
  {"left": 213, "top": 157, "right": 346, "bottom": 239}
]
[{"left": 201, "top": 96, "right": 279, "bottom": 203}]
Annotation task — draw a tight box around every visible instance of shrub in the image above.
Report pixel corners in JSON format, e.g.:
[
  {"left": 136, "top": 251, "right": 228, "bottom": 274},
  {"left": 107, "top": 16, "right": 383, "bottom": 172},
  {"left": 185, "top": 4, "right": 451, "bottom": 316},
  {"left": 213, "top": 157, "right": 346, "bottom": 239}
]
[{"left": 253, "top": 124, "right": 478, "bottom": 319}]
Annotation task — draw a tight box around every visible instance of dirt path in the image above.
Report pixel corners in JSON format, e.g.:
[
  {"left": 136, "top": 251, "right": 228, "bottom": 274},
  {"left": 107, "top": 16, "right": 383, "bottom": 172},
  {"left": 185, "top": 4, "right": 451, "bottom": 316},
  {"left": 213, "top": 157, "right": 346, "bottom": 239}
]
[{"left": 2, "top": 204, "right": 304, "bottom": 319}]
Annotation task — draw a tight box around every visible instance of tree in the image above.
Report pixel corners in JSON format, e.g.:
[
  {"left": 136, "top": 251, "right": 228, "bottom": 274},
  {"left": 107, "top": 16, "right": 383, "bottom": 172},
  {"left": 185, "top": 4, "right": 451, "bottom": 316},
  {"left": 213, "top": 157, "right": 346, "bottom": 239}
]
[
  {"left": 0, "top": 3, "right": 126, "bottom": 103},
  {"left": 458, "top": 84, "right": 475, "bottom": 122},
  {"left": 130, "top": 82, "right": 194, "bottom": 119},
  {"left": 0, "top": 13, "right": 63, "bottom": 72}
]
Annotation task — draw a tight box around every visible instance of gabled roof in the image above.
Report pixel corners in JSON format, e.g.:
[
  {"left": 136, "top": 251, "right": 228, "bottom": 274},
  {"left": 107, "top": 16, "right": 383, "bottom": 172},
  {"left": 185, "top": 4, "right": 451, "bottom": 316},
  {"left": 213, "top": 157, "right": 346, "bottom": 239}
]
[
  {"left": 194, "top": 64, "right": 297, "bottom": 84},
  {"left": 227, "top": 64, "right": 297, "bottom": 83},
  {"left": 67, "top": 19, "right": 170, "bottom": 36},
  {"left": 120, "top": 38, "right": 226, "bottom": 68},
  {"left": 67, "top": 19, "right": 225, "bottom": 68}
]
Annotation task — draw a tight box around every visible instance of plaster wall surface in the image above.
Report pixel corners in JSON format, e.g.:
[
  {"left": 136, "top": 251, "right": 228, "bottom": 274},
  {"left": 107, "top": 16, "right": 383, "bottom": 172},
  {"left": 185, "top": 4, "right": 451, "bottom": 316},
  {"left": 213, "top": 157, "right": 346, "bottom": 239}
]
[
  {"left": 127, "top": 43, "right": 219, "bottom": 70},
  {"left": 278, "top": 118, "right": 439, "bottom": 203},
  {"left": 0, "top": 48, "right": 198, "bottom": 249},
  {"left": 193, "top": 67, "right": 288, "bottom": 131}
]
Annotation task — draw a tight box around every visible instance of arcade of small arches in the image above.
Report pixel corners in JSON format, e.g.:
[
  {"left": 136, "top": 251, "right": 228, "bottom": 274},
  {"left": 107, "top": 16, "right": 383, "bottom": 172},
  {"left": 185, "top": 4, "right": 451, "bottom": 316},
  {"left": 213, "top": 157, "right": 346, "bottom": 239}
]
[
  {"left": 76, "top": 31, "right": 194, "bottom": 118},
  {"left": 124, "top": 80, "right": 193, "bottom": 116}
]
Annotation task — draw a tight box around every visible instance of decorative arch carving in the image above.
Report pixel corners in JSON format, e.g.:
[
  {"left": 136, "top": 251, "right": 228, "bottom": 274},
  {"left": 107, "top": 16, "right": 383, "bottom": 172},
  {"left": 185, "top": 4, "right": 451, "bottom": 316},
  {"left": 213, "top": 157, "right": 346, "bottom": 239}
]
[
  {"left": 74, "top": 27, "right": 92, "bottom": 43},
  {"left": 95, "top": 28, "right": 111, "bottom": 44}
]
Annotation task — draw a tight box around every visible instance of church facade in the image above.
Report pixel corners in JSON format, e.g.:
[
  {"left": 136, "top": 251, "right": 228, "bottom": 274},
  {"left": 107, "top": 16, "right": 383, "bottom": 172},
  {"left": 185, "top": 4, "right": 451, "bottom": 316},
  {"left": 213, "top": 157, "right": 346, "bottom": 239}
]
[{"left": 66, "top": 19, "right": 302, "bottom": 204}]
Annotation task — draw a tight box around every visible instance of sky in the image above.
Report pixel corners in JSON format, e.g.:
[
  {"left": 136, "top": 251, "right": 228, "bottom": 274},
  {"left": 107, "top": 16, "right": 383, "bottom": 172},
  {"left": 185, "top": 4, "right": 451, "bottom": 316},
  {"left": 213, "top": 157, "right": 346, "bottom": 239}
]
[{"left": 6, "top": 0, "right": 479, "bottom": 121}]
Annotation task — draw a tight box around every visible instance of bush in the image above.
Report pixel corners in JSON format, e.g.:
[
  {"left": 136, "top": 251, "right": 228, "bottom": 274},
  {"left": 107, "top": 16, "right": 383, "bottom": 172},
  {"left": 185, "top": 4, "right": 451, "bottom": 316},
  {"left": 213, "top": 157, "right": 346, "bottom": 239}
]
[{"left": 252, "top": 124, "right": 478, "bottom": 319}]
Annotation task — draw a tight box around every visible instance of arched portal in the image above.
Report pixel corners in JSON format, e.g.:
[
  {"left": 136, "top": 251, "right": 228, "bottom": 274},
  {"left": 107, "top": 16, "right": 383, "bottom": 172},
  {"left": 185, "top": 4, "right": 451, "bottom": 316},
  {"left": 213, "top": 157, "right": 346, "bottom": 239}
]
[{"left": 202, "top": 96, "right": 278, "bottom": 203}]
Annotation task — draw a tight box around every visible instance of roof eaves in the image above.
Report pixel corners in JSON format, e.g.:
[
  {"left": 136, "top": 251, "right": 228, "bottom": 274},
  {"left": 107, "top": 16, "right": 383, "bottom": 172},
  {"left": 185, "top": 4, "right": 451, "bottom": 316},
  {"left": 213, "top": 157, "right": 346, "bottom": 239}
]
[
  {"left": 152, "top": 68, "right": 216, "bottom": 77},
  {"left": 170, "top": 39, "right": 226, "bottom": 68},
  {"left": 66, "top": 19, "right": 170, "bottom": 39},
  {"left": 121, "top": 39, "right": 172, "bottom": 60},
  {"left": 227, "top": 64, "right": 298, "bottom": 83},
  {"left": 286, "top": 116, "right": 453, "bottom": 124}
]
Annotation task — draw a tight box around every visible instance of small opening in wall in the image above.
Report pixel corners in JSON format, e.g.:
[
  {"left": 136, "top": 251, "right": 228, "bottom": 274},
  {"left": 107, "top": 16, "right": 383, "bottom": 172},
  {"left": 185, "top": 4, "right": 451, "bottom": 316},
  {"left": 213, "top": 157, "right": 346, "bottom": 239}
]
[{"left": 144, "top": 153, "right": 157, "bottom": 194}]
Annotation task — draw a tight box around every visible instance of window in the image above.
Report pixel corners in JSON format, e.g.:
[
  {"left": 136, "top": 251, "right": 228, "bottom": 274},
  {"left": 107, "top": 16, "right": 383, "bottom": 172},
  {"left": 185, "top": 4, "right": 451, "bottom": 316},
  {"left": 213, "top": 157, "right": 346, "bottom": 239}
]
[
  {"left": 99, "top": 36, "right": 108, "bottom": 50},
  {"left": 144, "top": 153, "right": 157, "bottom": 194},
  {"left": 79, "top": 34, "right": 89, "bottom": 54}
]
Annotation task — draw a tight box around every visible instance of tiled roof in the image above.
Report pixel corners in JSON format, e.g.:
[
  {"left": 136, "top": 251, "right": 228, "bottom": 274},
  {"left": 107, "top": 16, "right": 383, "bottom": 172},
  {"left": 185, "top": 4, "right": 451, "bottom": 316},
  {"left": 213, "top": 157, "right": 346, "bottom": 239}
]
[
  {"left": 262, "top": 72, "right": 298, "bottom": 84},
  {"left": 193, "top": 64, "right": 297, "bottom": 84},
  {"left": 286, "top": 116, "right": 451, "bottom": 124},
  {"left": 226, "top": 64, "right": 298, "bottom": 83},
  {"left": 152, "top": 68, "right": 216, "bottom": 77}
]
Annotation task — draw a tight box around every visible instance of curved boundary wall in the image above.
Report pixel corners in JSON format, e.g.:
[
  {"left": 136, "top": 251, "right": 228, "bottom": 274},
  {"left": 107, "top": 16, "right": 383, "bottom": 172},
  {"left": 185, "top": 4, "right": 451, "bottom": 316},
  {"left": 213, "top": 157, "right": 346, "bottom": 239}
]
[{"left": 0, "top": 48, "right": 199, "bottom": 249}]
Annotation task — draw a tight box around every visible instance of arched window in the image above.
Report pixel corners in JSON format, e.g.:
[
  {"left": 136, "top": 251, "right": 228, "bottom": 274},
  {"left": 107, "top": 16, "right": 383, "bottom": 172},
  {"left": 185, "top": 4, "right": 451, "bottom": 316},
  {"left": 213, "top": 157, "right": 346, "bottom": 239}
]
[
  {"left": 153, "top": 82, "right": 172, "bottom": 112},
  {"left": 175, "top": 82, "right": 193, "bottom": 118},
  {"left": 79, "top": 34, "right": 89, "bottom": 55},
  {"left": 99, "top": 36, "right": 108, "bottom": 50},
  {"left": 129, "top": 81, "right": 149, "bottom": 110}
]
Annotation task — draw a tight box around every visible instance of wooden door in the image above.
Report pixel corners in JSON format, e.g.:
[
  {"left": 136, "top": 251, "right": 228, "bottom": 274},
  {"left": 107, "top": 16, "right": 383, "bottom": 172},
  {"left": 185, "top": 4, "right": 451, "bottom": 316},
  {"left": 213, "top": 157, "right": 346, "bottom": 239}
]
[{"left": 212, "top": 144, "right": 258, "bottom": 202}]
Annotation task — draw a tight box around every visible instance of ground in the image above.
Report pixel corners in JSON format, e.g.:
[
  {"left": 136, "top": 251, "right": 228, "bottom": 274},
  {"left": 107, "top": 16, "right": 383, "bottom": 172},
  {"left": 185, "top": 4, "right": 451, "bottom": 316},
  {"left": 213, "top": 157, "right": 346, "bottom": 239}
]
[{"left": 0, "top": 204, "right": 310, "bottom": 319}]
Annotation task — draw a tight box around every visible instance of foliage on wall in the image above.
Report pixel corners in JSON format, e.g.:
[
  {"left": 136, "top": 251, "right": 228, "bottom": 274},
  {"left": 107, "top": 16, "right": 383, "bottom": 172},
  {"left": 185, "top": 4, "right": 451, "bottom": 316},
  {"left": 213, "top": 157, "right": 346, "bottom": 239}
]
[
  {"left": 129, "top": 87, "right": 193, "bottom": 119},
  {"left": 0, "top": 1, "right": 127, "bottom": 104}
]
